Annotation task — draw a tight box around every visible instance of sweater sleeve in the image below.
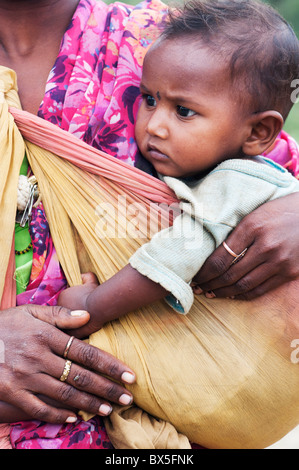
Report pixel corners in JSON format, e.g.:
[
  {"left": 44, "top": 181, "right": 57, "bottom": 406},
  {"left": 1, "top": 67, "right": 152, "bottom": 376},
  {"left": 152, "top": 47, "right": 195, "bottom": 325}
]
[{"left": 129, "top": 158, "right": 299, "bottom": 314}]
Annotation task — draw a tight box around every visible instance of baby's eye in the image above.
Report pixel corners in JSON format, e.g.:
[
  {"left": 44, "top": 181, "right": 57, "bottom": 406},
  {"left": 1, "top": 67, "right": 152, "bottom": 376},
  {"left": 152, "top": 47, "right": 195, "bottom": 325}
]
[
  {"left": 144, "top": 94, "right": 157, "bottom": 107},
  {"left": 176, "top": 106, "right": 196, "bottom": 117}
]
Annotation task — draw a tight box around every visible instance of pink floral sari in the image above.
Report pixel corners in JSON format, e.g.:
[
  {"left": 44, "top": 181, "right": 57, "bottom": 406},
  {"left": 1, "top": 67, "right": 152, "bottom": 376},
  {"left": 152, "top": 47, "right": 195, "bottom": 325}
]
[{"left": 3, "top": 0, "right": 299, "bottom": 449}]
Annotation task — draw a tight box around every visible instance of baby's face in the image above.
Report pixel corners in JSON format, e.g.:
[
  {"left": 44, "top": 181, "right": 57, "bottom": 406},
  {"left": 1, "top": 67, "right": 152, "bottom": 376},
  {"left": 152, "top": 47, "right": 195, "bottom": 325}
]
[{"left": 135, "top": 38, "right": 252, "bottom": 178}]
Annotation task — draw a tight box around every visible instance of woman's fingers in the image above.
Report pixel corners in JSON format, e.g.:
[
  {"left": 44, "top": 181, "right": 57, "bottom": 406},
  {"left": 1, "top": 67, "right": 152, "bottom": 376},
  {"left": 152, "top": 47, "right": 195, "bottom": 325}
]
[
  {"left": 193, "top": 194, "right": 299, "bottom": 300},
  {"left": 231, "top": 274, "right": 283, "bottom": 301},
  {"left": 200, "top": 263, "right": 276, "bottom": 300},
  {"left": 193, "top": 244, "right": 280, "bottom": 300},
  {"left": 193, "top": 244, "right": 251, "bottom": 288},
  {"left": 0, "top": 305, "right": 136, "bottom": 424},
  {"left": 192, "top": 237, "right": 256, "bottom": 298},
  {"left": 193, "top": 222, "right": 255, "bottom": 288},
  {"left": 7, "top": 391, "right": 78, "bottom": 424},
  {"left": 196, "top": 243, "right": 265, "bottom": 293},
  {"left": 62, "top": 335, "right": 136, "bottom": 386},
  {"left": 36, "top": 358, "right": 133, "bottom": 418},
  {"left": 5, "top": 306, "right": 136, "bottom": 422},
  {"left": 46, "top": 349, "right": 134, "bottom": 406},
  {"left": 36, "top": 323, "right": 136, "bottom": 410},
  {"left": 26, "top": 304, "right": 136, "bottom": 384}
]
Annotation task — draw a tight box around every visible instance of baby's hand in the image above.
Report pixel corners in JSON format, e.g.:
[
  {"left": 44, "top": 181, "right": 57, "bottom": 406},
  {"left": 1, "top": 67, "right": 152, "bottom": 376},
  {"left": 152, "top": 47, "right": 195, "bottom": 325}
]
[{"left": 58, "top": 272, "right": 99, "bottom": 312}]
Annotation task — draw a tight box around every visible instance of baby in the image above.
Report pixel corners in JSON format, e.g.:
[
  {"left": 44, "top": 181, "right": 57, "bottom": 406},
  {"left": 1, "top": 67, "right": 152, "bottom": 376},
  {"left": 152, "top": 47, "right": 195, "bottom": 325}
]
[{"left": 58, "top": 0, "right": 299, "bottom": 336}]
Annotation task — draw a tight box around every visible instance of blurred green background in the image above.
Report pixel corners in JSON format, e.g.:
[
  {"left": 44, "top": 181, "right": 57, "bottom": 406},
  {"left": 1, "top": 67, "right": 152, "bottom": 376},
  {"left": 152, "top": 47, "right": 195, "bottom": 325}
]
[
  {"left": 104, "top": 0, "right": 299, "bottom": 142},
  {"left": 267, "top": 0, "right": 299, "bottom": 141}
]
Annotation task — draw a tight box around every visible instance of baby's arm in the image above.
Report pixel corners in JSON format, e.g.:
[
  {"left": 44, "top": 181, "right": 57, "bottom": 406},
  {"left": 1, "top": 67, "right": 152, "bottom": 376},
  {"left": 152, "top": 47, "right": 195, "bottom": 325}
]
[{"left": 58, "top": 265, "right": 168, "bottom": 337}]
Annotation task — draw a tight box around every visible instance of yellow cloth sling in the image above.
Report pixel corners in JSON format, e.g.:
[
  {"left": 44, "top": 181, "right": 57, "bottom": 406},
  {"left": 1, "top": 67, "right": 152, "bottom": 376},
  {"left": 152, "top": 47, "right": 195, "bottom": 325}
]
[{"left": 2, "top": 66, "right": 299, "bottom": 449}]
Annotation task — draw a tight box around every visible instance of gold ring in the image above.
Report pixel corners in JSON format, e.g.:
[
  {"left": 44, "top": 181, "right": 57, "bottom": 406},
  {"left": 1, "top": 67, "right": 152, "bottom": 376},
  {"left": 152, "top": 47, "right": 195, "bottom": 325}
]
[
  {"left": 59, "top": 359, "right": 72, "bottom": 382},
  {"left": 63, "top": 336, "right": 74, "bottom": 359},
  {"left": 222, "top": 241, "right": 248, "bottom": 266}
]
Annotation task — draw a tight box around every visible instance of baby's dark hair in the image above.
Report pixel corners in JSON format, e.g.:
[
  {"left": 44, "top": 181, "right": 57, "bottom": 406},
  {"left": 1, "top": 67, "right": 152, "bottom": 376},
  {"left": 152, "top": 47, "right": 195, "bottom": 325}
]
[{"left": 161, "top": 0, "right": 299, "bottom": 120}]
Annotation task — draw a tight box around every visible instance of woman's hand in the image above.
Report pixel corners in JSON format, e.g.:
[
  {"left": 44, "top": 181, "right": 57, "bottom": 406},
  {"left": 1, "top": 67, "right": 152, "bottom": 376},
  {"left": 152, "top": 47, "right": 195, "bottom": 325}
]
[
  {"left": 0, "top": 304, "right": 135, "bottom": 424},
  {"left": 192, "top": 193, "right": 299, "bottom": 300}
]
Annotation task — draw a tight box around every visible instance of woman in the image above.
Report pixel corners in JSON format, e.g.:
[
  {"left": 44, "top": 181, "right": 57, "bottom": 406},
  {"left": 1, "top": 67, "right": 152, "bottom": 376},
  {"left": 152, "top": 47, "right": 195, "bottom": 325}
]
[{"left": 0, "top": 0, "right": 299, "bottom": 449}]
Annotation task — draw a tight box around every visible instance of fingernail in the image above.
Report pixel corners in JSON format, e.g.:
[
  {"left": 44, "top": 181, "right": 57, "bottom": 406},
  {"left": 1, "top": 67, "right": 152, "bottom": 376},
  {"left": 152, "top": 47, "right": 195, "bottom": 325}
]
[
  {"left": 99, "top": 404, "right": 112, "bottom": 415},
  {"left": 193, "top": 286, "right": 203, "bottom": 295},
  {"left": 65, "top": 416, "right": 77, "bottom": 423},
  {"left": 205, "top": 291, "right": 216, "bottom": 299},
  {"left": 71, "top": 310, "right": 88, "bottom": 316},
  {"left": 121, "top": 371, "right": 135, "bottom": 384},
  {"left": 119, "top": 394, "right": 133, "bottom": 405}
]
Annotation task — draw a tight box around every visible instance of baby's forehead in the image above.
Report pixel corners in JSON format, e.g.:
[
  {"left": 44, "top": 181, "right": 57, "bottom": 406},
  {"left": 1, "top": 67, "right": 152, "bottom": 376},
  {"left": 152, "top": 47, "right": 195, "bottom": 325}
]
[
  {"left": 143, "top": 37, "right": 255, "bottom": 115},
  {"left": 144, "top": 37, "right": 234, "bottom": 88},
  {"left": 146, "top": 35, "right": 231, "bottom": 72}
]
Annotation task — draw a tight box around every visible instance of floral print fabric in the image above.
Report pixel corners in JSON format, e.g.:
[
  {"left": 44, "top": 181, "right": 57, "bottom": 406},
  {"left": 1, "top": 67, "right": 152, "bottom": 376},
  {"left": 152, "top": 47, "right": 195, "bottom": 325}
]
[
  {"left": 39, "top": 0, "right": 166, "bottom": 164},
  {"left": 16, "top": 204, "right": 67, "bottom": 306},
  {"left": 10, "top": 418, "right": 113, "bottom": 449}
]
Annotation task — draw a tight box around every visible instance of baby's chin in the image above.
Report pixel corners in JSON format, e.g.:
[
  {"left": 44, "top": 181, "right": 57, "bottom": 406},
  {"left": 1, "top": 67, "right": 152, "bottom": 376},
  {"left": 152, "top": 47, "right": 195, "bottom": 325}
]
[
  {"left": 154, "top": 165, "right": 201, "bottom": 179},
  {"left": 150, "top": 162, "right": 185, "bottom": 179},
  {"left": 144, "top": 154, "right": 200, "bottom": 179}
]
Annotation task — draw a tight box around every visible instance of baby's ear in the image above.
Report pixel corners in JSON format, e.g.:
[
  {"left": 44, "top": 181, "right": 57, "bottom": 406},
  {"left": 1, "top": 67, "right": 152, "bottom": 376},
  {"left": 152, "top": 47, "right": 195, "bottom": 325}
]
[{"left": 242, "top": 111, "right": 284, "bottom": 156}]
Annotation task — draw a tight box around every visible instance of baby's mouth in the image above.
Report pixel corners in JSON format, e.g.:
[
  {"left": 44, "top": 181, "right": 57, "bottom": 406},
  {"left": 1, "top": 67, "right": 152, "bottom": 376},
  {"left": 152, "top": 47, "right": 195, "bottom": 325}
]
[{"left": 147, "top": 144, "right": 169, "bottom": 161}]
